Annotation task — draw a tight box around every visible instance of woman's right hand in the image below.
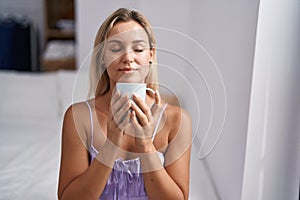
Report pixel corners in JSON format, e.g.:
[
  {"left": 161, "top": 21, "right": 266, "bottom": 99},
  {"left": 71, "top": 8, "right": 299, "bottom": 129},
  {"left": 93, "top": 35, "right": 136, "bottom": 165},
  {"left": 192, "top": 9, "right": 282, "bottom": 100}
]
[{"left": 106, "top": 91, "right": 131, "bottom": 148}]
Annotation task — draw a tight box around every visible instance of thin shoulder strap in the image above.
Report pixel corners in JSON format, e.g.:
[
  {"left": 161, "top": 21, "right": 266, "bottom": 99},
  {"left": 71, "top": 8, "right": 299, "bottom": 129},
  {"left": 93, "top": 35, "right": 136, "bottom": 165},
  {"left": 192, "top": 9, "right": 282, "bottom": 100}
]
[
  {"left": 152, "top": 103, "right": 168, "bottom": 141},
  {"left": 85, "top": 101, "right": 94, "bottom": 146}
]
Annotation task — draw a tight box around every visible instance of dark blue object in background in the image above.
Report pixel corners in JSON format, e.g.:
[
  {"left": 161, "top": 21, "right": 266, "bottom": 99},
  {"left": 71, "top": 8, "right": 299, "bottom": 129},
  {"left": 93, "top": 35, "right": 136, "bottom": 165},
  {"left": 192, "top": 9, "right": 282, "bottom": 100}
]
[{"left": 0, "top": 17, "right": 31, "bottom": 71}]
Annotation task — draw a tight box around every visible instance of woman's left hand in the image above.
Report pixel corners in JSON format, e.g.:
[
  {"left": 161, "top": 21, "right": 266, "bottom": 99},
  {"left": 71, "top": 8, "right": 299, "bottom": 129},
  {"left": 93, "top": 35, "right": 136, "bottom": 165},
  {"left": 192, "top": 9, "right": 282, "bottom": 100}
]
[{"left": 130, "top": 90, "right": 164, "bottom": 153}]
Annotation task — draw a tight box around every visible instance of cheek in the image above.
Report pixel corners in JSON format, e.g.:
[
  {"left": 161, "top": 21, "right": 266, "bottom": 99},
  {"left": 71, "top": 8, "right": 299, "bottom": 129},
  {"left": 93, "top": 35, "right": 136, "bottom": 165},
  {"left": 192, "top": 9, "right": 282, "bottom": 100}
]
[
  {"left": 104, "top": 54, "right": 121, "bottom": 66},
  {"left": 141, "top": 65, "right": 150, "bottom": 77},
  {"left": 105, "top": 64, "right": 117, "bottom": 79},
  {"left": 103, "top": 47, "right": 124, "bottom": 64},
  {"left": 139, "top": 51, "right": 151, "bottom": 61}
]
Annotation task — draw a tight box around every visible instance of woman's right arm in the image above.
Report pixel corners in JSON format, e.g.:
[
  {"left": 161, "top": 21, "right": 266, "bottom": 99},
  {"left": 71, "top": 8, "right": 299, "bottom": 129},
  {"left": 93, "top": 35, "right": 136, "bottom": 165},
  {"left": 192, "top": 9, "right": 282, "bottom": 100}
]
[
  {"left": 58, "top": 93, "right": 131, "bottom": 200},
  {"left": 57, "top": 104, "right": 115, "bottom": 200}
]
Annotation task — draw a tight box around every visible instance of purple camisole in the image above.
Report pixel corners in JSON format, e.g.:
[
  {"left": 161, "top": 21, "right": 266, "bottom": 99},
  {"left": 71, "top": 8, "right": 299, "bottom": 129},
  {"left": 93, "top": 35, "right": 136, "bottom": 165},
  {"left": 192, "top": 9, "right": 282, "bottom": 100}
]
[{"left": 85, "top": 101, "right": 167, "bottom": 200}]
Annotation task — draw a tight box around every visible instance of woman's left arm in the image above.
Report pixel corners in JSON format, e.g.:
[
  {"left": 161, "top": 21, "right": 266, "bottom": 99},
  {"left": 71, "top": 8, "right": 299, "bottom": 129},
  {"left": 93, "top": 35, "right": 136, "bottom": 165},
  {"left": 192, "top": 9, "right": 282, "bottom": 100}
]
[{"left": 131, "top": 93, "right": 192, "bottom": 200}]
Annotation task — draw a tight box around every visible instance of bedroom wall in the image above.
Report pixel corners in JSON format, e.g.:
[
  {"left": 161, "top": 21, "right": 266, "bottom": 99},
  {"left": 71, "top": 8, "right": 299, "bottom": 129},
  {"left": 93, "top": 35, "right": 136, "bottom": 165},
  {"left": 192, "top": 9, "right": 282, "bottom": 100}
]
[
  {"left": 187, "top": 1, "right": 259, "bottom": 200},
  {"left": 76, "top": 1, "right": 259, "bottom": 199}
]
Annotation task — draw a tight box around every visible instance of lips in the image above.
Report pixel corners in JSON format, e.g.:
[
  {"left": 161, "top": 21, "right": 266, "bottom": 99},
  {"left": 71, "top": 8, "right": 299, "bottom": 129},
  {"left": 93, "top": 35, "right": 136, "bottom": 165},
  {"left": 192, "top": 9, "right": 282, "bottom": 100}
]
[{"left": 118, "top": 68, "right": 138, "bottom": 72}]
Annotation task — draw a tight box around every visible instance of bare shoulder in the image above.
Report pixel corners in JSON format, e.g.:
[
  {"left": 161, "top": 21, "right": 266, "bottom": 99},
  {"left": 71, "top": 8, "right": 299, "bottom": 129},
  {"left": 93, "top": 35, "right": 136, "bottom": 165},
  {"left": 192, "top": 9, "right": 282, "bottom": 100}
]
[
  {"left": 164, "top": 104, "right": 192, "bottom": 141},
  {"left": 63, "top": 100, "right": 94, "bottom": 127},
  {"left": 165, "top": 104, "right": 192, "bottom": 124},
  {"left": 64, "top": 101, "right": 90, "bottom": 119},
  {"left": 62, "top": 101, "right": 92, "bottom": 148}
]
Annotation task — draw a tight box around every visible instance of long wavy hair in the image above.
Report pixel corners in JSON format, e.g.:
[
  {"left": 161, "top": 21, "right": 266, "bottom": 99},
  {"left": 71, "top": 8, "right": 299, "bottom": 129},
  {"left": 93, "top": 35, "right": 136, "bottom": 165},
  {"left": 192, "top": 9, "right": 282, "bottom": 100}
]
[{"left": 88, "top": 8, "right": 158, "bottom": 98}]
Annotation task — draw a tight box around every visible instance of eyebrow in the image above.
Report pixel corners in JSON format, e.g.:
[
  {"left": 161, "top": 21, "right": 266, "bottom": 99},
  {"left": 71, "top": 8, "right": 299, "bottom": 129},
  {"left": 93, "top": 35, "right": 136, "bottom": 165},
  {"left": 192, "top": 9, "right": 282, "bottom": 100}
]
[
  {"left": 132, "top": 40, "right": 147, "bottom": 44},
  {"left": 107, "top": 40, "right": 122, "bottom": 44},
  {"left": 107, "top": 39, "right": 147, "bottom": 44}
]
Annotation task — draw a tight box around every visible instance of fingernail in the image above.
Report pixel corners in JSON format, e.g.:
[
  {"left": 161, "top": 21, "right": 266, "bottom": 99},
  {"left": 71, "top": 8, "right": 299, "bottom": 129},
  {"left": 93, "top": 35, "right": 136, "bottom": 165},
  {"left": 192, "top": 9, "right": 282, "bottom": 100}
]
[
  {"left": 124, "top": 93, "right": 129, "bottom": 98},
  {"left": 131, "top": 100, "right": 136, "bottom": 106}
]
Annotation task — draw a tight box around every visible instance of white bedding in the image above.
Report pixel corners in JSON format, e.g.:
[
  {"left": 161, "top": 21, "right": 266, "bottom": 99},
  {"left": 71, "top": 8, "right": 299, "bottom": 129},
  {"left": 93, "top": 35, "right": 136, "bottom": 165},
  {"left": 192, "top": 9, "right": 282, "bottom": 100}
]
[
  {"left": 0, "top": 70, "right": 218, "bottom": 200},
  {"left": 0, "top": 70, "right": 86, "bottom": 200},
  {"left": 0, "top": 117, "right": 61, "bottom": 200}
]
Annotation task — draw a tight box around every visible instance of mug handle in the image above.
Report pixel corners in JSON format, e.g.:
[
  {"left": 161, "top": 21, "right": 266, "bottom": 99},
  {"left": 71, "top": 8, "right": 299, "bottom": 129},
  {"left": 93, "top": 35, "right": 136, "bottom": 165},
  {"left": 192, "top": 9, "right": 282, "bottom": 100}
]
[{"left": 146, "top": 87, "right": 155, "bottom": 94}]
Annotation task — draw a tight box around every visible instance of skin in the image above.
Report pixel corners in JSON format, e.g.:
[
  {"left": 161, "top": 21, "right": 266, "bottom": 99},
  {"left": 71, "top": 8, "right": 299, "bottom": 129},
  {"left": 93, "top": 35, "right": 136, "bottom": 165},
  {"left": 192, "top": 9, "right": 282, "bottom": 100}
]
[{"left": 57, "top": 20, "right": 192, "bottom": 200}]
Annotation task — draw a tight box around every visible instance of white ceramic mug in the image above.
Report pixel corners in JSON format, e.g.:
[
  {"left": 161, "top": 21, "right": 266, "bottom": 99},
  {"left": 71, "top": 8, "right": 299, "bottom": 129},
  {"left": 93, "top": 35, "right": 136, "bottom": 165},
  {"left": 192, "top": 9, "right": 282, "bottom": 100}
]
[{"left": 116, "top": 83, "right": 155, "bottom": 101}]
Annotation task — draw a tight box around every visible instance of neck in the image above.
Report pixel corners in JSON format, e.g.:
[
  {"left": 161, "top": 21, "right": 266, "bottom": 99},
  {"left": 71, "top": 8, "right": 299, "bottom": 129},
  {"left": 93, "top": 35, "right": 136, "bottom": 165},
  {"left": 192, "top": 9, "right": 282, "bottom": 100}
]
[{"left": 95, "top": 88, "right": 114, "bottom": 114}]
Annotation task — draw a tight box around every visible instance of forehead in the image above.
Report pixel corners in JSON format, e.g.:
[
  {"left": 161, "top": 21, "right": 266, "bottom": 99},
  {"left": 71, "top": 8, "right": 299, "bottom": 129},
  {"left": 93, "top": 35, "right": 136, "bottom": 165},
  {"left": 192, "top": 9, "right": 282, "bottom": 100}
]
[{"left": 107, "top": 20, "right": 149, "bottom": 43}]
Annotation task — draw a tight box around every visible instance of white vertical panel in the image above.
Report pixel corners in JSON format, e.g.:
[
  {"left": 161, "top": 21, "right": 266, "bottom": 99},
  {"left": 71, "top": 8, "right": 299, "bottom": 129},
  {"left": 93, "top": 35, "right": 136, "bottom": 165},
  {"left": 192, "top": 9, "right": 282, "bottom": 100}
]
[{"left": 241, "top": 0, "right": 300, "bottom": 199}]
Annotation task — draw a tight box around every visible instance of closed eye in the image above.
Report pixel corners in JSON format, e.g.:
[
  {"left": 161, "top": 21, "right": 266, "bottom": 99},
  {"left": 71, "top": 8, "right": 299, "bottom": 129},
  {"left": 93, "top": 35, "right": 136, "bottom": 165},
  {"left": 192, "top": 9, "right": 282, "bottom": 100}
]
[
  {"left": 134, "top": 49, "right": 144, "bottom": 53},
  {"left": 111, "top": 48, "right": 122, "bottom": 52}
]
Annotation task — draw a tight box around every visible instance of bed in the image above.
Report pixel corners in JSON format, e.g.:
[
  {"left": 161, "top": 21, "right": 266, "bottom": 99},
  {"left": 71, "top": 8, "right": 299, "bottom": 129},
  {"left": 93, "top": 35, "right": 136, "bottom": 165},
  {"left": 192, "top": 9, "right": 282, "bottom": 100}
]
[{"left": 0, "top": 70, "right": 218, "bottom": 200}]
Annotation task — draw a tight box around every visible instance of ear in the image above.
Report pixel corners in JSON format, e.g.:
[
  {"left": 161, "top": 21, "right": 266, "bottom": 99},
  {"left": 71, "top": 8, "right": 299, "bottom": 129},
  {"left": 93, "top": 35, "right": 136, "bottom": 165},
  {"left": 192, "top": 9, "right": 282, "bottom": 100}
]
[{"left": 149, "top": 47, "right": 155, "bottom": 61}]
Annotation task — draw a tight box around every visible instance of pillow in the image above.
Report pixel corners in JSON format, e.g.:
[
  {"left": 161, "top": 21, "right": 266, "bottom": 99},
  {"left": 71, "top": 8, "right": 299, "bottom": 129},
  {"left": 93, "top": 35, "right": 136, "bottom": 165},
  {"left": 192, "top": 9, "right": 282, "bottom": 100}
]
[{"left": 0, "top": 71, "right": 59, "bottom": 118}]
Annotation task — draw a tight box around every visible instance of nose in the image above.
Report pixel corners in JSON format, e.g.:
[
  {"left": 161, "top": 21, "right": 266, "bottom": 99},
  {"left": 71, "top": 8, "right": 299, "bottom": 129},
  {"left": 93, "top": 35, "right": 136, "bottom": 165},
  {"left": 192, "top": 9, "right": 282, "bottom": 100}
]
[{"left": 122, "top": 49, "right": 134, "bottom": 63}]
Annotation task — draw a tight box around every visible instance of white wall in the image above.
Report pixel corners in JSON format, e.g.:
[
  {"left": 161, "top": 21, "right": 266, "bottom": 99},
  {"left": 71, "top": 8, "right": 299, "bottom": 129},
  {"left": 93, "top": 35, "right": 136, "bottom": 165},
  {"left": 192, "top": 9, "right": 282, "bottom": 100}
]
[
  {"left": 241, "top": 0, "right": 300, "bottom": 199},
  {"left": 76, "top": 1, "right": 260, "bottom": 199},
  {"left": 187, "top": 1, "right": 259, "bottom": 200}
]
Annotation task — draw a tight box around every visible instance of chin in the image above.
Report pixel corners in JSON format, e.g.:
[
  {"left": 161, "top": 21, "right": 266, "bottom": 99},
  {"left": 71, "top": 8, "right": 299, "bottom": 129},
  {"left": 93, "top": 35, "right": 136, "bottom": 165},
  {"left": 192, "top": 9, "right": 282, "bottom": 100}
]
[
  {"left": 118, "top": 80, "right": 143, "bottom": 83},
  {"left": 118, "top": 76, "right": 145, "bottom": 83}
]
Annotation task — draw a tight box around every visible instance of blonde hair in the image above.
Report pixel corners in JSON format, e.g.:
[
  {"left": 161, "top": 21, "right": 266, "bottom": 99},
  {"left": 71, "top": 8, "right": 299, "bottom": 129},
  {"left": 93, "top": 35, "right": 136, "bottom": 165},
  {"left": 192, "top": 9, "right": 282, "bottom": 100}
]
[{"left": 88, "top": 8, "right": 158, "bottom": 98}]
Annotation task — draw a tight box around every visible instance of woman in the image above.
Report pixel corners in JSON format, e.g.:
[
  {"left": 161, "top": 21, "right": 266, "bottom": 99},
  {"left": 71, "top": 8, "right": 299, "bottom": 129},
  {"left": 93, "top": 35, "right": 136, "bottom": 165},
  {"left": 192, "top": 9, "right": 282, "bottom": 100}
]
[{"left": 58, "top": 8, "right": 192, "bottom": 200}]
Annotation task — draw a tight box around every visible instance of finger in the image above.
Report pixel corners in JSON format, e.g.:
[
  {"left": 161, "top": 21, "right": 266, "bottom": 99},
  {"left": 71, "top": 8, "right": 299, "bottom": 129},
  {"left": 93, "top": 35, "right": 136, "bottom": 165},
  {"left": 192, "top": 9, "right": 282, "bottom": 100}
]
[
  {"left": 131, "top": 100, "right": 150, "bottom": 127},
  {"left": 150, "top": 90, "right": 162, "bottom": 115},
  {"left": 132, "top": 94, "right": 152, "bottom": 122},
  {"left": 112, "top": 94, "right": 130, "bottom": 116},
  {"left": 130, "top": 110, "right": 139, "bottom": 128},
  {"left": 113, "top": 99, "right": 131, "bottom": 125},
  {"left": 111, "top": 90, "right": 122, "bottom": 105},
  {"left": 118, "top": 110, "right": 131, "bottom": 131},
  {"left": 155, "top": 90, "right": 161, "bottom": 105},
  {"left": 130, "top": 111, "right": 144, "bottom": 138}
]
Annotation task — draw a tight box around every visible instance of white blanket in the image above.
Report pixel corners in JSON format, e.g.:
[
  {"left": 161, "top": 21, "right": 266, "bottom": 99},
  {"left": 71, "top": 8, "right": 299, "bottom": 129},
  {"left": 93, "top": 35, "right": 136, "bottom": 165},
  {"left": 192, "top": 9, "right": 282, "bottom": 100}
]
[{"left": 0, "top": 70, "right": 87, "bottom": 199}]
